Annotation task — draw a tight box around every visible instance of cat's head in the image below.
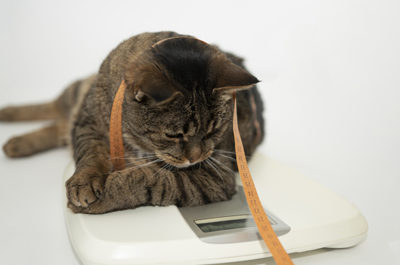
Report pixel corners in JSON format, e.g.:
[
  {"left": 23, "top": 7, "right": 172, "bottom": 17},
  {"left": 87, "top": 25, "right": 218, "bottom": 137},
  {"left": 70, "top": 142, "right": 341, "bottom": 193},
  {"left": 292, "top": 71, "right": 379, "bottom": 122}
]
[{"left": 122, "top": 37, "right": 258, "bottom": 168}]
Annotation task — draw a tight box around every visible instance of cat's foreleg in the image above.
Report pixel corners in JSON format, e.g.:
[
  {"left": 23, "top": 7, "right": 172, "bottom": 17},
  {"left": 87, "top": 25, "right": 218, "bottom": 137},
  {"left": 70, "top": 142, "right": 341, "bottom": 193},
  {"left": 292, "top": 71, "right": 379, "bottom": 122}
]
[
  {"left": 66, "top": 141, "right": 112, "bottom": 209},
  {"left": 67, "top": 155, "right": 236, "bottom": 214},
  {"left": 67, "top": 164, "right": 182, "bottom": 214},
  {"left": 66, "top": 105, "right": 114, "bottom": 209},
  {"left": 72, "top": 166, "right": 234, "bottom": 214}
]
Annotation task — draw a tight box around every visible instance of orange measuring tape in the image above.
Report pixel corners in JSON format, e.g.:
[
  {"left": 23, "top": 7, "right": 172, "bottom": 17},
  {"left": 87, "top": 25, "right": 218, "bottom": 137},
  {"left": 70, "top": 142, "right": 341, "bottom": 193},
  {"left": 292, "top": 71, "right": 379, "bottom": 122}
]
[
  {"left": 109, "top": 80, "right": 127, "bottom": 171},
  {"left": 232, "top": 92, "right": 294, "bottom": 265},
  {"left": 110, "top": 81, "right": 294, "bottom": 265}
]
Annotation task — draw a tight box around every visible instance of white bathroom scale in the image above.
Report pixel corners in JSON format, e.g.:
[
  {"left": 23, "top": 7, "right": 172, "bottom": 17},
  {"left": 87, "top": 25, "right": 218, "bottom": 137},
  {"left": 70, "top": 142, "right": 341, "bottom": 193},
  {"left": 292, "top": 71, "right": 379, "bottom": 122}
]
[{"left": 63, "top": 152, "right": 368, "bottom": 265}]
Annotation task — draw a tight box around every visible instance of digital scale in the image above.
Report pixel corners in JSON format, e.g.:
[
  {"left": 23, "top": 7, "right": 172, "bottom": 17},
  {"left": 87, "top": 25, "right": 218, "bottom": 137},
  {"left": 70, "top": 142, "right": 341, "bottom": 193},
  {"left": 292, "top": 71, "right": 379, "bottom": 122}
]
[{"left": 64, "top": 153, "right": 368, "bottom": 265}]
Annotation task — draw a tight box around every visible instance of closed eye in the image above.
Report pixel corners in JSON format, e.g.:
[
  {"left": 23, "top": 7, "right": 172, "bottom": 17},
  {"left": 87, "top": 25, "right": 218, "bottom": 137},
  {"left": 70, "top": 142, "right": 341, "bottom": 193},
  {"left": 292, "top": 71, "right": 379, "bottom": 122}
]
[
  {"left": 204, "top": 129, "right": 218, "bottom": 139},
  {"left": 204, "top": 120, "right": 229, "bottom": 140},
  {"left": 165, "top": 133, "right": 184, "bottom": 139}
]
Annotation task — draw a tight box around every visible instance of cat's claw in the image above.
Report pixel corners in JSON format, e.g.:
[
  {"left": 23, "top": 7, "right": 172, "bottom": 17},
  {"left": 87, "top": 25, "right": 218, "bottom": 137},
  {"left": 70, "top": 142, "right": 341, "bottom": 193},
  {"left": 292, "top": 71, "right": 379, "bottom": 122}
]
[
  {"left": 91, "top": 177, "right": 104, "bottom": 198},
  {"left": 66, "top": 172, "right": 105, "bottom": 208}
]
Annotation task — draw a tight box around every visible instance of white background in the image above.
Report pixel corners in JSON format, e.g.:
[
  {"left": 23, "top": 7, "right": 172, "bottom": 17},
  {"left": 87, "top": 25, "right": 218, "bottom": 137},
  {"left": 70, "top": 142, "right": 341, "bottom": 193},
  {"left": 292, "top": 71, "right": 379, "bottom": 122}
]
[{"left": 1, "top": 0, "right": 399, "bottom": 264}]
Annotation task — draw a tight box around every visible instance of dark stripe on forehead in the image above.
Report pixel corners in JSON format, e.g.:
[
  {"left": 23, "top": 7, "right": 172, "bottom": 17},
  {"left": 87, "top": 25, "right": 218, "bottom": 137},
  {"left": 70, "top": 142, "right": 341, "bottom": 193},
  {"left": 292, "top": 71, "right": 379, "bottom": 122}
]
[{"left": 151, "top": 38, "right": 213, "bottom": 91}]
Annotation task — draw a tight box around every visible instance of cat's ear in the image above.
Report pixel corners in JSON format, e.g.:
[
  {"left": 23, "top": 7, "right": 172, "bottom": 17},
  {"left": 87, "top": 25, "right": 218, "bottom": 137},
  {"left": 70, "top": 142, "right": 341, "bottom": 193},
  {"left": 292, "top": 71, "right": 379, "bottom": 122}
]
[
  {"left": 212, "top": 56, "right": 259, "bottom": 93},
  {"left": 132, "top": 79, "right": 180, "bottom": 104}
]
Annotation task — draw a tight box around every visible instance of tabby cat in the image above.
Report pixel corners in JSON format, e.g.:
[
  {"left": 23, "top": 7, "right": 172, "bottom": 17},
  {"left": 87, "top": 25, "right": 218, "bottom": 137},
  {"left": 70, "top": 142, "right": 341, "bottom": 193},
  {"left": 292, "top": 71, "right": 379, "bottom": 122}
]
[{"left": 0, "top": 31, "right": 264, "bottom": 214}]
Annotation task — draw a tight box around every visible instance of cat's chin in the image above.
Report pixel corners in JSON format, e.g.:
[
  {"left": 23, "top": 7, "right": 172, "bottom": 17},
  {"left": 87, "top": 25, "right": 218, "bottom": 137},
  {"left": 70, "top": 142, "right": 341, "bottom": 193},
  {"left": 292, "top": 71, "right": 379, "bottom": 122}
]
[
  {"left": 161, "top": 158, "right": 204, "bottom": 169},
  {"left": 156, "top": 151, "right": 213, "bottom": 169},
  {"left": 173, "top": 161, "right": 198, "bottom": 168}
]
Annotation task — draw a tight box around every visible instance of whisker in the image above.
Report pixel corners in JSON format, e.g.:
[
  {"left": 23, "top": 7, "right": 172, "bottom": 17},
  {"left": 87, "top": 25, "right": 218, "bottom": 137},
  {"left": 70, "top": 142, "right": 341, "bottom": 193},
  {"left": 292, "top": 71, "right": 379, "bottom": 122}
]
[
  {"left": 209, "top": 156, "right": 235, "bottom": 176},
  {"left": 166, "top": 163, "right": 175, "bottom": 171},
  {"left": 214, "top": 153, "right": 237, "bottom": 162},
  {"left": 120, "top": 159, "right": 162, "bottom": 173},
  {"left": 108, "top": 154, "right": 158, "bottom": 161},
  {"left": 214, "top": 149, "right": 250, "bottom": 159},
  {"left": 112, "top": 157, "right": 158, "bottom": 164},
  {"left": 205, "top": 158, "right": 224, "bottom": 182},
  {"left": 124, "top": 158, "right": 160, "bottom": 167},
  {"left": 126, "top": 157, "right": 155, "bottom": 163},
  {"left": 214, "top": 149, "right": 236, "bottom": 155},
  {"left": 150, "top": 163, "right": 169, "bottom": 179},
  {"left": 125, "top": 156, "right": 158, "bottom": 162}
]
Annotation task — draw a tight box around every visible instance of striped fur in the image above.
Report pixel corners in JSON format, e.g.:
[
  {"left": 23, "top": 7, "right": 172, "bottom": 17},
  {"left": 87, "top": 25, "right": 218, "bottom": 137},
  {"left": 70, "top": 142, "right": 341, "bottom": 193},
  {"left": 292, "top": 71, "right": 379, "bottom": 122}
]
[{"left": 0, "top": 32, "right": 264, "bottom": 214}]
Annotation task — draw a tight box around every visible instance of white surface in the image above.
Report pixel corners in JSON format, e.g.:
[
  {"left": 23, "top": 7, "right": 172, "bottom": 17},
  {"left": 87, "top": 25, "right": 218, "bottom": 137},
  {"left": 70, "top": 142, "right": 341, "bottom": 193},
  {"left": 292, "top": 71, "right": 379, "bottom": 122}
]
[
  {"left": 0, "top": 1, "right": 399, "bottom": 265},
  {"left": 64, "top": 153, "right": 367, "bottom": 265}
]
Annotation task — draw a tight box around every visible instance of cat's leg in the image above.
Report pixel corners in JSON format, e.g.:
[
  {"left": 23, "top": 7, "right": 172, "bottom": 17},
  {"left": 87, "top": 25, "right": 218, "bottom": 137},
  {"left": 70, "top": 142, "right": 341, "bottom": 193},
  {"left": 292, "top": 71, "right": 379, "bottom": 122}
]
[
  {"left": 66, "top": 136, "right": 112, "bottom": 209},
  {"left": 0, "top": 102, "right": 62, "bottom": 121},
  {"left": 3, "top": 120, "right": 68, "bottom": 157},
  {"left": 67, "top": 163, "right": 180, "bottom": 214},
  {"left": 0, "top": 75, "right": 95, "bottom": 122},
  {"left": 65, "top": 99, "right": 114, "bottom": 209},
  {"left": 68, "top": 158, "right": 236, "bottom": 214}
]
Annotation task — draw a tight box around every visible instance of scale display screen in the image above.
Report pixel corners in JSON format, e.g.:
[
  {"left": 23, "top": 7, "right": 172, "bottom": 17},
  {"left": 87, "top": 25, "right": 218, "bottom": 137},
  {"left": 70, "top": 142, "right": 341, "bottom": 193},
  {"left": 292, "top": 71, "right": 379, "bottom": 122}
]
[
  {"left": 195, "top": 214, "right": 277, "bottom": 233},
  {"left": 179, "top": 186, "right": 290, "bottom": 243}
]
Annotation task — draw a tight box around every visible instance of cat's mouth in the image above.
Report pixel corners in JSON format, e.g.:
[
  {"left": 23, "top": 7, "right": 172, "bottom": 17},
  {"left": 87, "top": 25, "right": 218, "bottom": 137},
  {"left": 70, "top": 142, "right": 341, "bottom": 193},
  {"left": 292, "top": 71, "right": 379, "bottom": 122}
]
[
  {"left": 171, "top": 160, "right": 200, "bottom": 168},
  {"left": 157, "top": 150, "right": 213, "bottom": 168},
  {"left": 161, "top": 156, "right": 206, "bottom": 168}
]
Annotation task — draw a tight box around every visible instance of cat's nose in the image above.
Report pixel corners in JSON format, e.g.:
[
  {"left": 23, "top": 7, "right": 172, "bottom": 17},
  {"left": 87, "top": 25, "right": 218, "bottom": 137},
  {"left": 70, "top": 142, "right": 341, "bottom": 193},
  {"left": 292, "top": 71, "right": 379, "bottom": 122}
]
[{"left": 185, "top": 140, "right": 202, "bottom": 163}]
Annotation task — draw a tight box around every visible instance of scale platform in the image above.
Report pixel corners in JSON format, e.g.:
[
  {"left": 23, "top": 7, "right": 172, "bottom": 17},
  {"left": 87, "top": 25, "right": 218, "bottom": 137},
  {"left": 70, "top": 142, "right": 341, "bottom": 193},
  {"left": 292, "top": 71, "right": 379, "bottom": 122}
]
[{"left": 63, "top": 153, "right": 368, "bottom": 265}]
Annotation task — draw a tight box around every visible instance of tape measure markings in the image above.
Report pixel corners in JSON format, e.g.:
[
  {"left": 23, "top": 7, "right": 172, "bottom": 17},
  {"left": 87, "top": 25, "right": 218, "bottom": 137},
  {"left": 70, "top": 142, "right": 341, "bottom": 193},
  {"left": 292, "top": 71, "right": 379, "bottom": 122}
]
[{"left": 232, "top": 92, "right": 294, "bottom": 265}]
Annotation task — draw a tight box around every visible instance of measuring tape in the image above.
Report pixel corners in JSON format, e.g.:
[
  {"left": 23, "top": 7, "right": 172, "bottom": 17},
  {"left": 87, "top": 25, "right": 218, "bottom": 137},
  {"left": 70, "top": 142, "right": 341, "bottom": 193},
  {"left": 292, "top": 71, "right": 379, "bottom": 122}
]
[
  {"left": 232, "top": 92, "right": 294, "bottom": 265},
  {"left": 109, "top": 80, "right": 127, "bottom": 171},
  {"left": 110, "top": 81, "right": 294, "bottom": 265}
]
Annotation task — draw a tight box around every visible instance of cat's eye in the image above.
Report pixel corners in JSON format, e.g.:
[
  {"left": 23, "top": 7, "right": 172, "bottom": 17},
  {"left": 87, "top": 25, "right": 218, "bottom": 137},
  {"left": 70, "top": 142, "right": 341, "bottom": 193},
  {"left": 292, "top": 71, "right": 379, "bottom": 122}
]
[{"left": 165, "top": 133, "right": 184, "bottom": 139}]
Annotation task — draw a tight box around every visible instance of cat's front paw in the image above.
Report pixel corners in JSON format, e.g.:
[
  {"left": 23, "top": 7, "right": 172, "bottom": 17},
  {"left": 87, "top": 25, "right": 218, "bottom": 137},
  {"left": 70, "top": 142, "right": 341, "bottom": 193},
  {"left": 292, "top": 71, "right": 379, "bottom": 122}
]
[{"left": 66, "top": 169, "right": 106, "bottom": 209}]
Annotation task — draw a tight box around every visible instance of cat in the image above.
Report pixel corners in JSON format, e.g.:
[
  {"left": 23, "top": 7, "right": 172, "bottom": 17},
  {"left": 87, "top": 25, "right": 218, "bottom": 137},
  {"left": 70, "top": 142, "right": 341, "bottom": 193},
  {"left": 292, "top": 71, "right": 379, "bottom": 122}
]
[{"left": 0, "top": 31, "right": 264, "bottom": 214}]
